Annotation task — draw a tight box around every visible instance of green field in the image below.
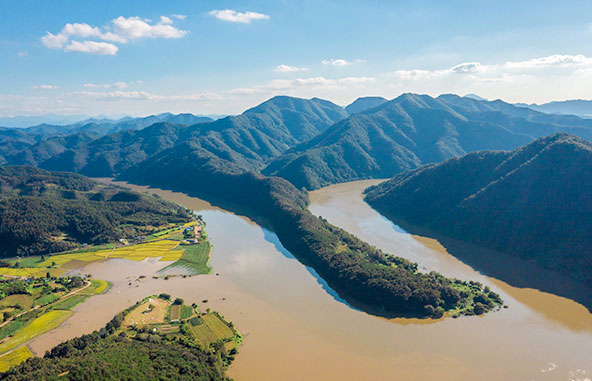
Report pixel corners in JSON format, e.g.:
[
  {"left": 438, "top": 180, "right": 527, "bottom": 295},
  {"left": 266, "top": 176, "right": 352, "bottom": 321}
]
[
  {"left": 171, "top": 304, "right": 193, "bottom": 320},
  {"left": 160, "top": 241, "right": 212, "bottom": 275},
  {"left": 0, "top": 346, "right": 33, "bottom": 372},
  {"left": 0, "top": 310, "right": 73, "bottom": 353},
  {"left": 188, "top": 313, "right": 236, "bottom": 347}
]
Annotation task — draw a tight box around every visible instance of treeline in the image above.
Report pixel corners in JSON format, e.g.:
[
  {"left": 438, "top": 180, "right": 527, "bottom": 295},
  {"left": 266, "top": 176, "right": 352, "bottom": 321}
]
[
  {"left": 0, "top": 313, "right": 230, "bottom": 380},
  {"left": 0, "top": 166, "right": 191, "bottom": 257},
  {"left": 121, "top": 146, "right": 501, "bottom": 317}
]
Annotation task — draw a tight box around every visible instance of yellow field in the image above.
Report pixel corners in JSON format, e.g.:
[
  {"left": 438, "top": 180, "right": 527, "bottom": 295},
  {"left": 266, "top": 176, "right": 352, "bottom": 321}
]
[
  {"left": 0, "top": 346, "right": 33, "bottom": 372},
  {"left": 189, "top": 313, "right": 235, "bottom": 347},
  {"left": 108, "top": 240, "right": 180, "bottom": 262},
  {"left": 82, "top": 279, "right": 109, "bottom": 295},
  {"left": 0, "top": 268, "right": 45, "bottom": 277},
  {"left": 38, "top": 249, "right": 112, "bottom": 268},
  {"left": 0, "top": 310, "right": 73, "bottom": 354}
]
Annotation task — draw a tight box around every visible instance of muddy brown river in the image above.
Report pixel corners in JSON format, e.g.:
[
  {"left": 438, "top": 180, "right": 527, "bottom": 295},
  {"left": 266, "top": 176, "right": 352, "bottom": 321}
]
[{"left": 27, "top": 180, "right": 592, "bottom": 380}]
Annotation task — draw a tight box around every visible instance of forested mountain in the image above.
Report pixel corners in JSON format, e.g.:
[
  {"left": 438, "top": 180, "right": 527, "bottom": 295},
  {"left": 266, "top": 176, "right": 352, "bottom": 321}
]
[
  {"left": 264, "top": 93, "right": 592, "bottom": 189},
  {"left": 28, "top": 96, "right": 347, "bottom": 177},
  {"left": 0, "top": 114, "right": 213, "bottom": 167},
  {"left": 0, "top": 166, "right": 190, "bottom": 257},
  {"left": 345, "top": 96, "right": 388, "bottom": 114},
  {"left": 365, "top": 133, "right": 592, "bottom": 287}
]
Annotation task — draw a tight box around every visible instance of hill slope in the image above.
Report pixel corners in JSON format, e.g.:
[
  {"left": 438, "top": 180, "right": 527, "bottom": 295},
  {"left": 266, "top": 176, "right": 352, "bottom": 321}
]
[
  {"left": 0, "top": 166, "right": 190, "bottom": 257},
  {"left": 365, "top": 133, "right": 592, "bottom": 287}
]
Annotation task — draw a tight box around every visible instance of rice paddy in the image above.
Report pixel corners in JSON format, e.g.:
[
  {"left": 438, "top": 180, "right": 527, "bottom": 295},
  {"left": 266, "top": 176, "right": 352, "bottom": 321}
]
[{"left": 0, "top": 346, "right": 33, "bottom": 372}]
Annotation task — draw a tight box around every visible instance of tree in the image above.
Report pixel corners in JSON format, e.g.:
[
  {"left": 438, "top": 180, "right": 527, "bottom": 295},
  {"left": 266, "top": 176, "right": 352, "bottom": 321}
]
[{"left": 173, "top": 298, "right": 184, "bottom": 305}]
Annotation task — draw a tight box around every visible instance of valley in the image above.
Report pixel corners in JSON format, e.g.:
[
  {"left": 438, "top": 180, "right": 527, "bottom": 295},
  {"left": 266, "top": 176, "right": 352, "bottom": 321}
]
[{"left": 9, "top": 180, "right": 590, "bottom": 380}]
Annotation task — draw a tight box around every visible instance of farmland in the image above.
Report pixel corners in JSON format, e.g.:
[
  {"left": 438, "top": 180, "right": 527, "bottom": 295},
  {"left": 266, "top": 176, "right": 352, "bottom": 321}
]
[
  {"left": 2, "top": 219, "right": 210, "bottom": 276},
  {"left": 0, "top": 310, "right": 73, "bottom": 353},
  {"left": 121, "top": 295, "right": 241, "bottom": 352},
  {"left": 0, "top": 296, "right": 238, "bottom": 379},
  {"left": 0, "top": 347, "right": 33, "bottom": 372},
  {"left": 188, "top": 312, "right": 237, "bottom": 348},
  {"left": 0, "top": 275, "right": 109, "bottom": 371}
]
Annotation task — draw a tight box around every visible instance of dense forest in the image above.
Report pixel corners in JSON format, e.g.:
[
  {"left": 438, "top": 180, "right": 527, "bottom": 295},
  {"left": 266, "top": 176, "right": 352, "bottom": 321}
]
[
  {"left": 0, "top": 309, "right": 231, "bottom": 380},
  {"left": 365, "top": 133, "right": 592, "bottom": 289},
  {"left": 122, "top": 147, "right": 501, "bottom": 318},
  {"left": 0, "top": 166, "right": 191, "bottom": 257}
]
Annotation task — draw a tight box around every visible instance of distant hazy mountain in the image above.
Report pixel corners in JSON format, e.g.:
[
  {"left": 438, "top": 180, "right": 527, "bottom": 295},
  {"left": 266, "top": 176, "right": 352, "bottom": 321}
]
[
  {"left": 518, "top": 99, "right": 592, "bottom": 118},
  {"left": 0, "top": 114, "right": 214, "bottom": 167},
  {"left": 364, "top": 133, "right": 592, "bottom": 287},
  {"left": 0, "top": 114, "right": 91, "bottom": 128},
  {"left": 345, "top": 96, "right": 388, "bottom": 114},
  {"left": 264, "top": 93, "right": 592, "bottom": 189},
  {"left": 37, "top": 96, "right": 347, "bottom": 177}
]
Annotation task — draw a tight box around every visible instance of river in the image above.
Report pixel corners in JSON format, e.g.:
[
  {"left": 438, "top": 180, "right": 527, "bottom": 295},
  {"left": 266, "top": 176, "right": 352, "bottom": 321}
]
[{"left": 27, "top": 180, "right": 592, "bottom": 380}]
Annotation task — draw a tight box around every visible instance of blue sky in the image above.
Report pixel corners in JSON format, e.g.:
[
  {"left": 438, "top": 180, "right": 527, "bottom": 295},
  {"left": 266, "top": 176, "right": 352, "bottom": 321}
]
[{"left": 2, "top": 0, "right": 592, "bottom": 117}]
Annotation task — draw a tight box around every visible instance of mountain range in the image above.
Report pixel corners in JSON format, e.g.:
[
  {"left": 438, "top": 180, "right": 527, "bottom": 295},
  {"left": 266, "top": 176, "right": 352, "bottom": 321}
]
[{"left": 264, "top": 93, "right": 592, "bottom": 189}]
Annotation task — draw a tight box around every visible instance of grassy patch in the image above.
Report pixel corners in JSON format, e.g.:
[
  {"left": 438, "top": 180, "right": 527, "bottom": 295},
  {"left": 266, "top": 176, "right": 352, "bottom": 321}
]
[
  {"left": 0, "top": 294, "right": 34, "bottom": 310},
  {"left": 188, "top": 313, "right": 235, "bottom": 347},
  {"left": 0, "top": 346, "right": 33, "bottom": 372},
  {"left": 0, "top": 310, "right": 72, "bottom": 353},
  {"left": 50, "top": 295, "right": 88, "bottom": 311}
]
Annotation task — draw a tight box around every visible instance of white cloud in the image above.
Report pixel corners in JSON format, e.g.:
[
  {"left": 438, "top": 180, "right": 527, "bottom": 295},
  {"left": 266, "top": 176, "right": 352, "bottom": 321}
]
[
  {"left": 275, "top": 64, "right": 307, "bottom": 73},
  {"left": 33, "top": 85, "right": 58, "bottom": 90},
  {"left": 41, "top": 16, "right": 188, "bottom": 55},
  {"left": 504, "top": 54, "right": 592, "bottom": 69},
  {"left": 111, "top": 16, "right": 188, "bottom": 40},
  {"left": 64, "top": 41, "right": 119, "bottom": 55},
  {"left": 75, "top": 90, "right": 222, "bottom": 102},
  {"left": 229, "top": 76, "right": 375, "bottom": 94},
  {"left": 17, "top": 51, "right": 27, "bottom": 58},
  {"left": 338, "top": 76, "right": 375, "bottom": 85},
  {"left": 322, "top": 58, "right": 352, "bottom": 66},
  {"left": 209, "top": 9, "right": 270, "bottom": 24},
  {"left": 159, "top": 16, "right": 173, "bottom": 25},
  {"left": 450, "top": 62, "right": 484, "bottom": 73},
  {"left": 83, "top": 81, "right": 129, "bottom": 89},
  {"left": 41, "top": 32, "right": 69, "bottom": 49},
  {"left": 172, "top": 14, "right": 187, "bottom": 20},
  {"left": 393, "top": 54, "right": 592, "bottom": 84}
]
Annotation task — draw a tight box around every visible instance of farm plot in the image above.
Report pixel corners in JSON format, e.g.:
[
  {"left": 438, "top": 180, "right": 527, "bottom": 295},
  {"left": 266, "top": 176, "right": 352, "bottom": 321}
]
[{"left": 188, "top": 313, "right": 236, "bottom": 347}]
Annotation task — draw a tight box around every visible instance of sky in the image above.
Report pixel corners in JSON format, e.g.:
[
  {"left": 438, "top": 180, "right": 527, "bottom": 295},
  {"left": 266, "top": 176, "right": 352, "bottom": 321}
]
[{"left": 2, "top": 0, "right": 592, "bottom": 117}]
